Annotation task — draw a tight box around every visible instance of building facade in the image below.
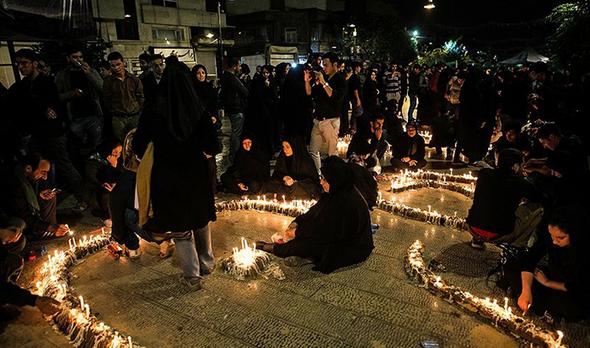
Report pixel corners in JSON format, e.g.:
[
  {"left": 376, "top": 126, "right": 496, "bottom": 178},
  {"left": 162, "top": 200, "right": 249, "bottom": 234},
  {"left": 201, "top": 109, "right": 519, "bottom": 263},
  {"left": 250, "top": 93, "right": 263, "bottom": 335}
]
[{"left": 94, "top": 0, "right": 232, "bottom": 76}]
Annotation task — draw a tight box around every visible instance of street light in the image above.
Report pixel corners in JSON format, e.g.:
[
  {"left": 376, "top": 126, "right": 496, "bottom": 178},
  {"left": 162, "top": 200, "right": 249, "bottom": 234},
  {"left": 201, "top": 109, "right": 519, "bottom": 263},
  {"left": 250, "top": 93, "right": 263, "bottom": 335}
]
[
  {"left": 412, "top": 30, "right": 419, "bottom": 37},
  {"left": 424, "top": 0, "right": 435, "bottom": 9}
]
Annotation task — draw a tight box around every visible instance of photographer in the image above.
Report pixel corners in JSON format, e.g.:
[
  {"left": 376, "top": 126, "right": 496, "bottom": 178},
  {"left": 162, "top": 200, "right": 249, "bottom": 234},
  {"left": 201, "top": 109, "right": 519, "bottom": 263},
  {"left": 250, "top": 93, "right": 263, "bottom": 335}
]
[{"left": 55, "top": 47, "right": 104, "bottom": 156}]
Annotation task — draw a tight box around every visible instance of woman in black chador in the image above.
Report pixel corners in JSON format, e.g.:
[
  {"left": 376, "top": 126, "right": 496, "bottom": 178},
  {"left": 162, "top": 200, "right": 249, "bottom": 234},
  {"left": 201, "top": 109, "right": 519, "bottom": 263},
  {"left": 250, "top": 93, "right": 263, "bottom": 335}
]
[
  {"left": 133, "top": 60, "right": 220, "bottom": 290},
  {"left": 265, "top": 136, "right": 320, "bottom": 199},
  {"left": 220, "top": 135, "right": 270, "bottom": 195},
  {"left": 245, "top": 65, "right": 277, "bottom": 159},
  {"left": 257, "top": 156, "right": 374, "bottom": 274}
]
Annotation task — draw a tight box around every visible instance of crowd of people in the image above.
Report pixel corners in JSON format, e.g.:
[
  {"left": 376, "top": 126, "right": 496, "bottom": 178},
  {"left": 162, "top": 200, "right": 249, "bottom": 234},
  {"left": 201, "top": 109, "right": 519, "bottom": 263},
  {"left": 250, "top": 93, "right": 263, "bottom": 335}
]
[{"left": 1, "top": 46, "right": 589, "bottom": 323}]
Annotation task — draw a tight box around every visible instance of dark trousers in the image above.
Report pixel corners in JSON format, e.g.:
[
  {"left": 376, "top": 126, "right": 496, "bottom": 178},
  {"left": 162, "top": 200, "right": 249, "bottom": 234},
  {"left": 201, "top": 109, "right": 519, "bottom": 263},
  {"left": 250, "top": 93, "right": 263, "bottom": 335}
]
[
  {"left": 1, "top": 253, "right": 23, "bottom": 286},
  {"left": 390, "top": 158, "right": 427, "bottom": 170},
  {"left": 30, "top": 136, "right": 84, "bottom": 202},
  {"left": 110, "top": 208, "right": 141, "bottom": 250}
]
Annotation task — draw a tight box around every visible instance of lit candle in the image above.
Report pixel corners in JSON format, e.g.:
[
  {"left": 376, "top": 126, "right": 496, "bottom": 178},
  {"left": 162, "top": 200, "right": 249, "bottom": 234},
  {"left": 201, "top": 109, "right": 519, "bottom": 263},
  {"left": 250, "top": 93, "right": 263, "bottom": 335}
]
[
  {"left": 555, "top": 330, "right": 564, "bottom": 347},
  {"left": 128, "top": 336, "right": 133, "bottom": 347},
  {"left": 504, "top": 297, "right": 508, "bottom": 312},
  {"left": 79, "top": 295, "right": 85, "bottom": 310},
  {"left": 85, "top": 303, "right": 90, "bottom": 318}
]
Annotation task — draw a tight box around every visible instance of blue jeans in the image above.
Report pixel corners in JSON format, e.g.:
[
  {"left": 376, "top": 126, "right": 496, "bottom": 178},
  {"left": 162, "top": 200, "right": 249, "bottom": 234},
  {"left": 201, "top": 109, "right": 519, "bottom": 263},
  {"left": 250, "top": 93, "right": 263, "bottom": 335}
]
[
  {"left": 174, "top": 226, "right": 214, "bottom": 280},
  {"left": 228, "top": 112, "right": 244, "bottom": 162}
]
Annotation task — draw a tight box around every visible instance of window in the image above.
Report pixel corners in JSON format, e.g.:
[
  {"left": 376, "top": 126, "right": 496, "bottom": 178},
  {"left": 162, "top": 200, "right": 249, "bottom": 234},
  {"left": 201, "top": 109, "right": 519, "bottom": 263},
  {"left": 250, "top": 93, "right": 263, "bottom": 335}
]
[
  {"left": 152, "top": 27, "right": 185, "bottom": 42},
  {"left": 284, "top": 28, "right": 297, "bottom": 43},
  {"left": 151, "top": 0, "right": 177, "bottom": 8},
  {"left": 116, "top": 0, "right": 139, "bottom": 40}
]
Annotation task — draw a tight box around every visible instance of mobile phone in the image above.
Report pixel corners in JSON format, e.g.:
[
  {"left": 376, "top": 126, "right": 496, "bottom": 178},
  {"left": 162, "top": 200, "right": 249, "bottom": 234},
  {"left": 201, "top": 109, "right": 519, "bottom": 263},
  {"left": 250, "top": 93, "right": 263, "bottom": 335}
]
[{"left": 50, "top": 188, "right": 62, "bottom": 194}]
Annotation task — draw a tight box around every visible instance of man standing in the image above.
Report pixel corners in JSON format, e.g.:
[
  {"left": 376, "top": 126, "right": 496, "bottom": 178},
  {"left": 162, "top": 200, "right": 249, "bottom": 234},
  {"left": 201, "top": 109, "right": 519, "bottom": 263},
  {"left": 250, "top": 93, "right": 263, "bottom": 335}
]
[
  {"left": 407, "top": 65, "right": 421, "bottom": 124},
  {"left": 220, "top": 57, "right": 249, "bottom": 162},
  {"left": 103, "top": 52, "right": 144, "bottom": 141},
  {"left": 55, "top": 47, "right": 104, "bottom": 155},
  {"left": 140, "top": 54, "right": 166, "bottom": 102},
  {"left": 8, "top": 49, "right": 85, "bottom": 211},
  {"left": 306, "top": 52, "right": 346, "bottom": 173}
]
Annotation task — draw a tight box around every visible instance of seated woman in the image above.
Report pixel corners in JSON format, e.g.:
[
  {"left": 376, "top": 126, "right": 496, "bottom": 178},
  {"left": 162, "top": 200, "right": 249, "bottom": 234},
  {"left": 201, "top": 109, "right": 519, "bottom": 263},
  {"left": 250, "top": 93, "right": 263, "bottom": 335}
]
[
  {"left": 220, "top": 136, "right": 270, "bottom": 195},
  {"left": 512, "top": 206, "right": 590, "bottom": 321},
  {"left": 265, "top": 137, "right": 321, "bottom": 199},
  {"left": 257, "top": 156, "right": 374, "bottom": 274},
  {"left": 85, "top": 139, "right": 124, "bottom": 227},
  {"left": 390, "top": 123, "right": 427, "bottom": 171}
]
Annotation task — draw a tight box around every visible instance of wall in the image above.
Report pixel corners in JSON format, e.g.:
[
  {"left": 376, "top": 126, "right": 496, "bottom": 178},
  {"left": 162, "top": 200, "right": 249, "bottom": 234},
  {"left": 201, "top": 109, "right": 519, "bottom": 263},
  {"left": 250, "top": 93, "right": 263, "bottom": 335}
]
[{"left": 226, "top": 0, "right": 270, "bottom": 15}]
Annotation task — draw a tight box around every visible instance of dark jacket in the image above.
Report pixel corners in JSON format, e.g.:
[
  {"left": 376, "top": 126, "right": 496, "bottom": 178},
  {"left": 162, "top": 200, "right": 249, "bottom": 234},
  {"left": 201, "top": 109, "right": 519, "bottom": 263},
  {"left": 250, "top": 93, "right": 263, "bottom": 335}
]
[
  {"left": 466, "top": 168, "right": 539, "bottom": 235},
  {"left": 55, "top": 66, "right": 103, "bottom": 120},
  {"left": 1, "top": 236, "right": 37, "bottom": 307},
  {"left": 220, "top": 70, "right": 248, "bottom": 114},
  {"left": 7, "top": 74, "right": 64, "bottom": 138},
  {"left": 393, "top": 134, "right": 425, "bottom": 161}
]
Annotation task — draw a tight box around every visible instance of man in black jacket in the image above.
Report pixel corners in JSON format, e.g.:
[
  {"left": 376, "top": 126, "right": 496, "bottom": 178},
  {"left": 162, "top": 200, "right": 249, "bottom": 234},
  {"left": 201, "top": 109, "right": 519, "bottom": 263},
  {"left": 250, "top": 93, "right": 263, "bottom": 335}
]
[
  {"left": 220, "top": 57, "right": 249, "bottom": 162},
  {"left": 467, "top": 149, "right": 542, "bottom": 249},
  {"left": 1, "top": 213, "right": 61, "bottom": 319}
]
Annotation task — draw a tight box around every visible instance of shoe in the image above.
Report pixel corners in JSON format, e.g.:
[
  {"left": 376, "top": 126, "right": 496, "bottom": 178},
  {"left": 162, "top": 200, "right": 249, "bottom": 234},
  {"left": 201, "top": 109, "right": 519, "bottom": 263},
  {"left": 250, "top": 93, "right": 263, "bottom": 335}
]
[
  {"left": 159, "top": 240, "right": 175, "bottom": 259},
  {"left": 179, "top": 274, "right": 202, "bottom": 290},
  {"left": 470, "top": 238, "right": 485, "bottom": 250},
  {"left": 200, "top": 266, "right": 214, "bottom": 276},
  {"left": 102, "top": 219, "right": 112, "bottom": 228},
  {"left": 126, "top": 247, "right": 142, "bottom": 260}
]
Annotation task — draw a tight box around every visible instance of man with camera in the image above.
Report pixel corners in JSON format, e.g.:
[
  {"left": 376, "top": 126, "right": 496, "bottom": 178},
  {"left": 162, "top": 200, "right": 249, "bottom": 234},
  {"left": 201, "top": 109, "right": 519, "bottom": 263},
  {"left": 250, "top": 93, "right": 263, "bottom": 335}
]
[
  {"left": 305, "top": 52, "right": 346, "bottom": 173},
  {"left": 55, "top": 47, "right": 104, "bottom": 156}
]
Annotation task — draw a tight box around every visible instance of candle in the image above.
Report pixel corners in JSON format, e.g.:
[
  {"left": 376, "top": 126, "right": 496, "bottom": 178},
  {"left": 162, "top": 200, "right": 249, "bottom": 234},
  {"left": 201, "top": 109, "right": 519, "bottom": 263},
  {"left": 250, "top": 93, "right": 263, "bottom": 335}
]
[
  {"left": 555, "top": 330, "right": 564, "bottom": 347},
  {"left": 79, "top": 295, "right": 85, "bottom": 310},
  {"left": 128, "top": 336, "right": 133, "bottom": 347},
  {"left": 85, "top": 303, "right": 90, "bottom": 318},
  {"left": 504, "top": 297, "right": 508, "bottom": 312}
]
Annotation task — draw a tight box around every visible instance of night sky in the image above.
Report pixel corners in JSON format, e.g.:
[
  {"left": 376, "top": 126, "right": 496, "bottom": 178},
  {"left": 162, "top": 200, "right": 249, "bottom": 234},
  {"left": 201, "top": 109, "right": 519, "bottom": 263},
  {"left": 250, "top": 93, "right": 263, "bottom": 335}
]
[{"left": 394, "top": 0, "right": 560, "bottom": 28}]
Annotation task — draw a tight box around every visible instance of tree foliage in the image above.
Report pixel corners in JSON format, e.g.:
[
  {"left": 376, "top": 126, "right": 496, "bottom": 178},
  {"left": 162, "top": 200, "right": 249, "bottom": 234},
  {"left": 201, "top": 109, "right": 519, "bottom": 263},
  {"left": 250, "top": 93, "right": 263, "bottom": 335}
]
[
  {"left": 341, "top": 13, "right": 416, "bottom": 64},
  {"left": 416, "top": 39, "right": 472, "bottom": 66},
  {"left": 547, "top": 0, "right": 590, "bottom": 71}
]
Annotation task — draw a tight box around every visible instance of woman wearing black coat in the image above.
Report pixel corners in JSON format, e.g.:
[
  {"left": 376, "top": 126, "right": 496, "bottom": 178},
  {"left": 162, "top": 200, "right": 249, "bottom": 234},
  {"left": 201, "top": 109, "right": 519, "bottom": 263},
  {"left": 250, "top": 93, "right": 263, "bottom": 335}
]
[
  {"left": 220, "top": 136, "right": 270, "bottom": 194},
  {"left": 133, "top": 61, "right": 220, "bottom": 290},
  {"left": 257, "top": 156, "right": 374, "bottom": 273},
  {"left": 265, "top": 136, "right": 321, "bottom": 199}
]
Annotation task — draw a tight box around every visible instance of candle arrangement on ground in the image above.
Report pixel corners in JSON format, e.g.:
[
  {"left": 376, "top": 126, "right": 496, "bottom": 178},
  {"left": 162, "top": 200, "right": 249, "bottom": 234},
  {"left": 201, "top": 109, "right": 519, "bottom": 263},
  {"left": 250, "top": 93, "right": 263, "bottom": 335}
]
[
  {"left": 336, "top": 134, "right": 352, "bottom": 157},
  {"left": 215, "top": 195, "right": 316, "bottom": 217},
  {"left": 35, "top": 229, "right": 143, "bottom": 348},
  {"left": 377, "top": 198, "right": 469, "bottom": 231},
  {"left": 220, "top": 237, "right": 285, "bottom": 280},
  {"left": 405, "top": 240, "right": 565, "bottom": 347},
  {"left": 388, "top": 169, "right": 477, "bottom": 185},
  {"left": 389, "top": 176, "right": 474, "bottom": 198}
]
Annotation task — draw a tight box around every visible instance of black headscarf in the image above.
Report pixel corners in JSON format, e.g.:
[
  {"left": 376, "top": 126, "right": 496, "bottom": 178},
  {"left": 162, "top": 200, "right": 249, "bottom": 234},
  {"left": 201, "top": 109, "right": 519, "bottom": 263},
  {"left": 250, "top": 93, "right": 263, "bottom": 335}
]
[
  {"left": 273, "top": 136, "right": 318, "bottom": 181},
  {"left": 156, "top": 61, "right": 204, "bottom": 142},
  {"left": 321, "top": 156, "right": 353, "bottom": 192}
]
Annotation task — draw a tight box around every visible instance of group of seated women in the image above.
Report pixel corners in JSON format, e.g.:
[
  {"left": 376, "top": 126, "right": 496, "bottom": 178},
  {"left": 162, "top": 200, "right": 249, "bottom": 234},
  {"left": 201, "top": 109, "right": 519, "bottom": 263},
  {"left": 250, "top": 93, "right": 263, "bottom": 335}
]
[{"left": 220, "top": 135, "right": 321, "bottom": 199}]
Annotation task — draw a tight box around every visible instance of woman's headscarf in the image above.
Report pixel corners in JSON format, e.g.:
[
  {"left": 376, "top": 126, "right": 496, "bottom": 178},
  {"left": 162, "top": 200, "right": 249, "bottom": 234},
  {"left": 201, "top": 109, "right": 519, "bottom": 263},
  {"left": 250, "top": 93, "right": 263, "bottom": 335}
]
[
  {"left": 156, "top": 61, "right": 204, "bottom": 142},
  {"left": 321, "top": 156, "right": 354, "bottom": 192},
  {"left": 274, "top": 135, "right": 317, "bottom": 181}
]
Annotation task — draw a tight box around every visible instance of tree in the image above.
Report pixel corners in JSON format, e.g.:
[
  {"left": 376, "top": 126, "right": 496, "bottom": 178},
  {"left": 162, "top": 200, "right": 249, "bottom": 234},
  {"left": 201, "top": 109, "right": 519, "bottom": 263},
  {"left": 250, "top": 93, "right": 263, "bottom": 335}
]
[
  {"left": 547, "top": 0, "right": 590, "bottom": 72},
  {"left": 341, "top": 13, "right": 416, "bottom": 64},
  {"left": 416, "top": 39, "right": 472, "bottom": 66}
]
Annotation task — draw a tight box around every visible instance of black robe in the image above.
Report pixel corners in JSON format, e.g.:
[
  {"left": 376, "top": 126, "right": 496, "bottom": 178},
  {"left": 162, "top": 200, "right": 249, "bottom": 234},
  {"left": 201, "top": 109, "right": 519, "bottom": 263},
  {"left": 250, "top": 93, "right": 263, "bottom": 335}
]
[
  {"left": 273, "top": 157, "right": 374, "bottom": 273},
  {"left": 133, "top": 62, "right": 220, "bottom": 232},
  {"left": 269, "top": 137, "right": 320, "bottom": 199},
  {"left": 220, "top": 144, "right": 270, "bottom": 194},
  {"left": 245, "top": 77, "right": 277, "bottom": 158}
]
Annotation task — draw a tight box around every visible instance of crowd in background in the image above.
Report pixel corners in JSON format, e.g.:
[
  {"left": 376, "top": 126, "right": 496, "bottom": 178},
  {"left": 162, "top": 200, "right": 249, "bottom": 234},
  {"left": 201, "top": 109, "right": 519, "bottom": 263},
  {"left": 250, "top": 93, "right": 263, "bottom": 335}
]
[{"left": 1, "top": 46, "right": 589, "bottom": 321}]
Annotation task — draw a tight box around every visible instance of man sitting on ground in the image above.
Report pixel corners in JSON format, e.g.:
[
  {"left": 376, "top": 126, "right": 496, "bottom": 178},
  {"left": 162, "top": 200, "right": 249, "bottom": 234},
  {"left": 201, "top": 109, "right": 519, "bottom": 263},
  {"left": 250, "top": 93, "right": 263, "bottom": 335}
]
[
  {"left": 1, "top": 154, "right": 69, "bottom": 239},
  {"left": 347, "top": 113, "right": 389, "bottom": 174},
  {"left": 467, "top": 149, "right": 543, "bottom": 249}
]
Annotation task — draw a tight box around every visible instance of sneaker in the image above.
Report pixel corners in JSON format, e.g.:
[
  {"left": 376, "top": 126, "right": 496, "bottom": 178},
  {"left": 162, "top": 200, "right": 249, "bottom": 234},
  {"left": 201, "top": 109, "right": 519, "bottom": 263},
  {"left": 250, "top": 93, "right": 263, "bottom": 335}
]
[
  {"left": 126, "top": 247, "right": 142, "bottom": 260},
  {"left": 470, "top": 238, "right": 485, "bottom": 250},
  {"left": 102, "top": 219, "right": 113, "bottom": 228},
  {"left": 178, "top": 275, "right": 202, "bottom": 290}
]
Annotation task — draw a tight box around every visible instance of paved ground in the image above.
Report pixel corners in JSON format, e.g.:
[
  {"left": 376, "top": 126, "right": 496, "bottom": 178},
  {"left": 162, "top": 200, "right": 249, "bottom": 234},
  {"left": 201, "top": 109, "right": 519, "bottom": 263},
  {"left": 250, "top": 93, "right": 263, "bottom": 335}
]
[{"left": 2, "top": 121, "right": 589, "bottom": 347}]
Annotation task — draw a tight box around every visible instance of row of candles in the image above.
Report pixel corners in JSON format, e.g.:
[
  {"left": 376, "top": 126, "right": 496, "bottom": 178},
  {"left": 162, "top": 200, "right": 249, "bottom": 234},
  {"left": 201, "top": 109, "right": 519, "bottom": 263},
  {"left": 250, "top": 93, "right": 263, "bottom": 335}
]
[
  {"left": 389, "top": 176, "right": 475, "bottom": 198},
  {"left": 390, "top": 168, "right": 478, "bottom": 184},
  {"left": 35, "top": 230, "right": 141, "bottom": 348},
  {"left": 221, "top": 237, "right": 275, "bottom": 280},
  {"left": 376, "top": 198, "right": 469, "bottom": 231},
  {"left": 405, "top": 240, "right": 565, "bottom": 348},
  {"left": 215, "top": 195, "right": 316, "bottom": 218}
]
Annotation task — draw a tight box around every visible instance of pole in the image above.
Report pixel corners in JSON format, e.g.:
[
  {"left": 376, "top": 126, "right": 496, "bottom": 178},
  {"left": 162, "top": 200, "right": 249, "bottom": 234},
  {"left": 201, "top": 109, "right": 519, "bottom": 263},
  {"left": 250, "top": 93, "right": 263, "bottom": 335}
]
[{"left": 217, "top": 0, "right": 223, "bottom": 78}]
